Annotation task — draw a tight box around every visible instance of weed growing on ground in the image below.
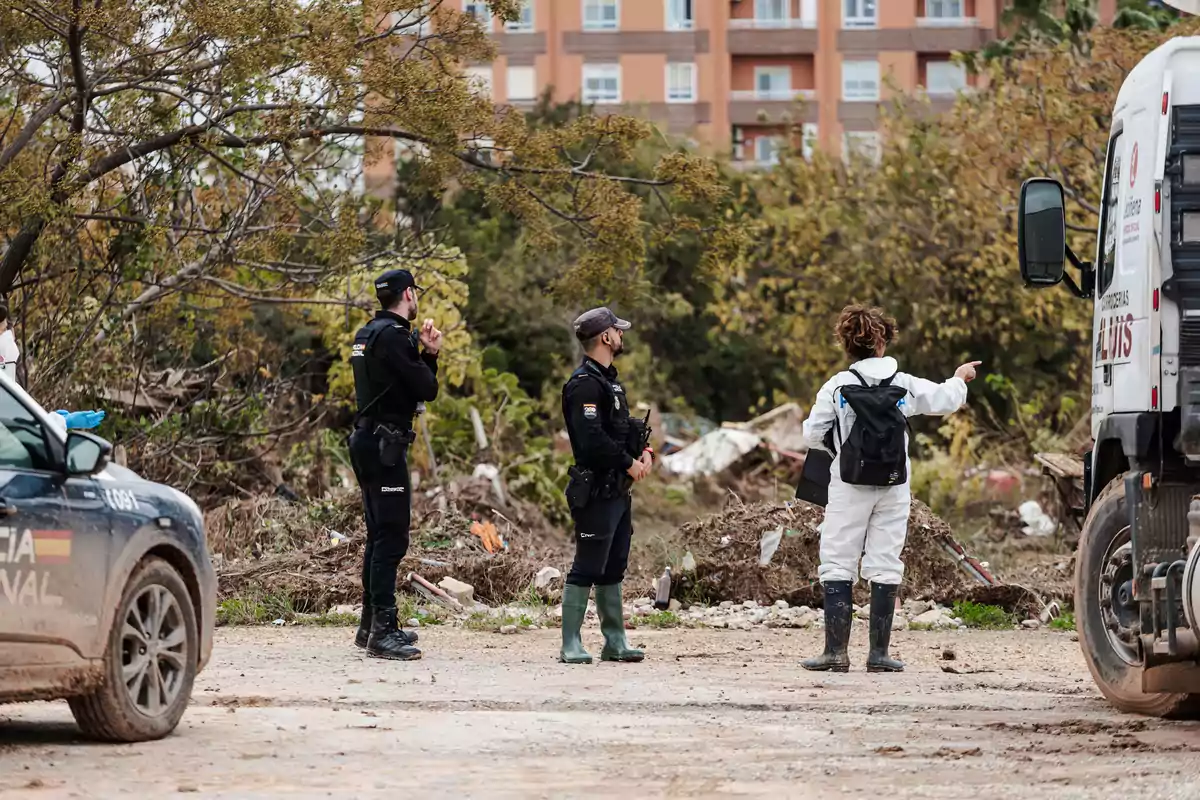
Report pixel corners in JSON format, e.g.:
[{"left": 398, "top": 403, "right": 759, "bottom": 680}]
[
  {"left": 631, "top": 611, "right": 682, "bottom": 629},
  {"left": 462, "top": 609, "right": 541, "bottom": 632},
  {"left": 216, "top": 593, "right": 296, "bottom": 625},
  {"left": 1048, "top": 612, "right": 1076, "bottom": 632},
  {"left": 952, "top": 601, "right": 1016, "bottom": 630}
]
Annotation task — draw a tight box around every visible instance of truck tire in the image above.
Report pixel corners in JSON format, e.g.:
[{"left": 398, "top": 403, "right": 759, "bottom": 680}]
[
  {"left": 68, "top": 557, "right": 198, "bottom": 742},
  {"left": 1077, "top": 477, "right": 1200, "bottom": 717}
]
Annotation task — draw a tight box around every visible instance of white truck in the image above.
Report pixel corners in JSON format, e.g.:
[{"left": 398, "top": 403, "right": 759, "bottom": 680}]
[{"left": 1017, "top": 15, "right": 1200, "bottom": 715}]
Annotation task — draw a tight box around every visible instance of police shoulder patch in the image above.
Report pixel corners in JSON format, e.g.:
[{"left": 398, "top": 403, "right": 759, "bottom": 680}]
[{"left": 582, "top": 403, "right": 598, "bottom": 419}]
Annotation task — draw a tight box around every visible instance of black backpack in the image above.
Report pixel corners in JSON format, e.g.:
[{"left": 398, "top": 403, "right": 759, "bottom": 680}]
[{"left": 834, "top": 370, "right": 909, "bottom": 487}]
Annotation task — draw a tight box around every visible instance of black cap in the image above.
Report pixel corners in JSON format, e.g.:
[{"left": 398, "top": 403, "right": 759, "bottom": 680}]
[
  {"left": 573, "top": 307, "right": 632, "bottom": 340},
  {"left": 374, "top": 269, "right": 422, "bottom": 296}
]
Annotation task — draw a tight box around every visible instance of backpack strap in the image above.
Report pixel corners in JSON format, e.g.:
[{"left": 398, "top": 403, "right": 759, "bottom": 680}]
[{"left": 848, "top": 368, "right": 868, "bottom": 386}]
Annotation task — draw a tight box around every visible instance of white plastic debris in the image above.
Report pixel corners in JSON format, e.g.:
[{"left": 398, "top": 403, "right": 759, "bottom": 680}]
[
  {"left": 327, "top": 530, "right": 346, "bottom": 546},
  {"left": 1018, "top": 500, "right": 1057, "bottom": 537},
  {"left": 759, "top": 527, "right": 784, "bottom": 566},
  {"left": 660, "top": 428, "right": 762, "bottom": 477},
  {"left": 534, "top": 566, "right": 562, "bottom": 590},
  {"left": 272, "top": 618, "right": 285, "bottom": 626},
  {"left": 681, "top": 551, "right": 697, "bottom": 572}
]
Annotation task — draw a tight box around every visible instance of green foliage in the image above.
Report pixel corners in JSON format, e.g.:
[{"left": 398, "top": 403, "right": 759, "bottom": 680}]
[
  {"left": 952, "top": 601, "right": 1016, "bottom": 630},
  {"left": 1049, "top": 612, "right": 1076, "bottom": 632},
  {"left": 632, "top": 610, "right": 682, "bottom": 629}
]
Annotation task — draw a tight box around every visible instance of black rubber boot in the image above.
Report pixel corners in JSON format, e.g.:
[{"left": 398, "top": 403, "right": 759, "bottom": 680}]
[
  {"left": 866, "top": 582, "right": 905, "bottom": 673},
  {"left": 596, "top": 582, "right": 644, "bottom": 663},
  {"left": 559, "top": 584, "right": 594, "bottom": 664},
  {"left": 367, "top": 607, "right": 422, "bottom": 661},
  {"left": 802, "top": 581, "right": 852, "bottom": 672},
  {"left": 355, "top": 607, "right": 417, "bottom": 649}
]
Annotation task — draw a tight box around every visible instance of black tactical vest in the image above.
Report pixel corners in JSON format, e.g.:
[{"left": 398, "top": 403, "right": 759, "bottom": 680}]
[
  {"left": 351, "top": 316, "right": 409, "bottom": 420},
  {"left": 562, "top": 360, "right": 632, "bottom": 467}
]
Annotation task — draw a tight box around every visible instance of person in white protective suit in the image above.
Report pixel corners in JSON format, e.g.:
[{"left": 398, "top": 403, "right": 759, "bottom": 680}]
[
  {"left": 800, "top": 305, "right": 979, "bottom": 673},
  {"left": 0, "top": 307, "right": 19, "bottom": 385}
]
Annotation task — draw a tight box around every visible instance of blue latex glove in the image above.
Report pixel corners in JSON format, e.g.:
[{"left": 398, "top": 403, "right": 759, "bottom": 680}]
[{"left": 54, "top": 410, "right": 106, "bottom": 430}]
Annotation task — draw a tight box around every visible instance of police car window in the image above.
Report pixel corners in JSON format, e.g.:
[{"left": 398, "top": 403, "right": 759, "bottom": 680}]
[
  {"left": 0, "top": 385, "right": 52, "bottom": 471},
  {"left": 1098, "top": 130, "right": 1124, "bottom": 297}
]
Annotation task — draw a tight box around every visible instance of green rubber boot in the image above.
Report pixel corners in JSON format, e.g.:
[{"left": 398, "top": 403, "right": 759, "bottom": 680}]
[
  {"left": 559, "top": 583, "right": 593, "bottom": 664},
  {"left": 595, "top": 582, "right": 644, "bottom": 662}
]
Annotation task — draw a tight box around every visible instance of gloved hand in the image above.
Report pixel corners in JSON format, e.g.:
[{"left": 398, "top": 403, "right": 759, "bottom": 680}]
[{"left": 54, "top": 410, "right": 106, "bottom": 430}]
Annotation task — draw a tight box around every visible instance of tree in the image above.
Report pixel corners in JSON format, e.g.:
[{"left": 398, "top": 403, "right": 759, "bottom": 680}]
[{"left": 0, "top": 0, "right": 723, "bottom": 496}]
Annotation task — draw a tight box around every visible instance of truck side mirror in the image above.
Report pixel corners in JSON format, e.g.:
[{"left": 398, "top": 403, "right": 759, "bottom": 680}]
[{"left": 1018, "top": 178, "right": 1067, "bottom": 287}]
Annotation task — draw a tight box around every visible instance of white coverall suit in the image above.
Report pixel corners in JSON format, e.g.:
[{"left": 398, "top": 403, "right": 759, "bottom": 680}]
[{"left": 801, "top": 356, "right": 968, "bottom": 586}]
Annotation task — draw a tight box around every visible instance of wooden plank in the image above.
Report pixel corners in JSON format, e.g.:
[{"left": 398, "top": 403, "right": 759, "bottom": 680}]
[{"left": 1035, "top": 452, "right": 1084, "bottom": 481}]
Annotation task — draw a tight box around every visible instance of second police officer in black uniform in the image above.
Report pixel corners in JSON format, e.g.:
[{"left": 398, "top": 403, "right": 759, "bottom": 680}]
[
  {"left": 349, "top": 269, "right": 443, "bottom": 662},
  {"left": 559, "top": 307, "right": 654, "bottom": 664}
]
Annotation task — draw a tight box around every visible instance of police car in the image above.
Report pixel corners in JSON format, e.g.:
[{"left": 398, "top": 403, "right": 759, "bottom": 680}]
[{"left": 0, "top": 372, "right": 214, "bottom": 741}]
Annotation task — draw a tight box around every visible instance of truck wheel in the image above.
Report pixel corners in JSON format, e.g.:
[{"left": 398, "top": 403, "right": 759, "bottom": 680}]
[
  {"left": 1077, "top": 477, "right": 1198, "bottom": 717},
  {"left": 68, "top": 557, "right": 198, "bottom": 742}
]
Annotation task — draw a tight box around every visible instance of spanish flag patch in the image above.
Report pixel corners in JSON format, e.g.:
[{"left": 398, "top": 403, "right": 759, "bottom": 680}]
[{"left": 32, "top": 530, "right": 72, "bottom": 564}]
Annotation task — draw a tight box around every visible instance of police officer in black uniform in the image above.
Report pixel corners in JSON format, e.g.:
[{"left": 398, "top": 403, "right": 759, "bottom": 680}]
[
  {"left": 349, "top": 269, "right": 443, "bottom": 662},
  {"left": 559, "top": 307, "right": 653, "bottom": 665}
]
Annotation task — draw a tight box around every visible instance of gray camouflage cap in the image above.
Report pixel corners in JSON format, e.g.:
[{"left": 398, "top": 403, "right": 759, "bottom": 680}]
[{"left": 573, "top": 307, "right": 631, "bottom": 340}]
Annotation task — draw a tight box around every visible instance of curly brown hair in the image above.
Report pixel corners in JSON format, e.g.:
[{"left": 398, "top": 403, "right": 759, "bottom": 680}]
[{"left": 835, "top": 305, "right": 896, "bottom": 361}]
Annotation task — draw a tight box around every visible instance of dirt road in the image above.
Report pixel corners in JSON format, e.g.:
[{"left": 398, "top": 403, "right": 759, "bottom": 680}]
[{"left": 2, "top": 626, "right": 1200, "bottom": 798}]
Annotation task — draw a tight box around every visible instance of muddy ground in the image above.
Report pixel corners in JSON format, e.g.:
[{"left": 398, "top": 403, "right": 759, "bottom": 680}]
[{"left": 2, "top": 627, "right": 1200, "bottom": 798}]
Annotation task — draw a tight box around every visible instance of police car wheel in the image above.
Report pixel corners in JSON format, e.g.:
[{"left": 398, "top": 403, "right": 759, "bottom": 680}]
[
  {"left": 1076, "top": 477, "right": 1200, "bottom": 718},
  {"left": 68, "top": 557, "right": 199, "bottom": 742}
]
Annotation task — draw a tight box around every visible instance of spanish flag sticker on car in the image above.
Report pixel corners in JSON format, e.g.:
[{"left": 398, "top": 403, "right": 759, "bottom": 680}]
[{"left": 32, "top": 530, "right": 72, "bottom": 564}]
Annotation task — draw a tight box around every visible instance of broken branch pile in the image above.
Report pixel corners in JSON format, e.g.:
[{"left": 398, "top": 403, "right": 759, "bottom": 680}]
[{"left": 677, "top": 499, "right": 1057, "bottom": 616}]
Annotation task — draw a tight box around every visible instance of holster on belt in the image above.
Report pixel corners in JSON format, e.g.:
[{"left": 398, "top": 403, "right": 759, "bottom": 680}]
[
  {"left": 565, "top": 466, "right": 595, "bottom": 513},
  {"left": 373, "top": 422, "right": 416, "bottom": 468}
]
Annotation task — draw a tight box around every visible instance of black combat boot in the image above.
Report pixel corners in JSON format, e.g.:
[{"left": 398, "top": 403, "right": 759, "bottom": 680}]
[
  {"left": 802, "top": 581, "right": 852, "bottom": 672},
  {"left": 355, "top": 606, "right": 417, "bottom": 649},
  {"left": 367, "top": 606, "right": 422, "bottom": 661},
  {"left": 866, "top": 582, "right": 905, "bottom": 673}
]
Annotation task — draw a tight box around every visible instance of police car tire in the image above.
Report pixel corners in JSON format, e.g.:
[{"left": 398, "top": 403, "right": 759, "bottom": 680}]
[
  {"left": 68, "top": 557, "right": 199, "bottom": 742},
  {"left": 1076, "top": 477, "right": 1200, "bottom": 718}
]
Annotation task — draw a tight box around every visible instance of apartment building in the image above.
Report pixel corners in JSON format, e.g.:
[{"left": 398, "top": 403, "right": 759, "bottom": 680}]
[{"left": 382, "top": 0, "right": 1120, "bottom": 177}]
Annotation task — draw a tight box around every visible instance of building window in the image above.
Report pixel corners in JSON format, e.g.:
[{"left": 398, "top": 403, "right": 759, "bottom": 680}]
[
  {"left": 666, "top": 62, "right": 697, "bottom": 103},
  {"left": 800, "top": 0, "right": 818, "bottom": 26},
  {"left": 666, "top": 0, "right": 693, "bottom": 30},
  {"left": 464, "top": 66, "right": 493, "bottom": 98},
  {"left": 755, "top": 0, "right": 789, "bottom": 25},
  {"left": 397, "top": 3, "right": 433, "bottom": 36},
  {"left": 925, "top": 0, "right": 963, "bottom": 18},
  {"left": 508, "top": 66, "right": 538, "bottom": 101},
  {"left": 842, "top": 60, "right": 880, "bottom": 101},
  {"left": 754, "top": 66, "right": 791, "bottom": 99},
  {"left": 843, "top": 0, "right": 877, "bottom": 28},
  {"left": 755, "top": 136, "right": 781, "bottom": 166},
  {"left": 802, "top": 124, "right": 818, "bottom": 160},
  {"left": 843, "top": 131, "right": 881, "bottom": 163},
  {"left": 926, "top": 61, "right": 967, "bottom": 96},
  {"left": 464, "top": 1, "right": 490, "bottom": 23},
  {"left": 583, "top": 0, "right": 619, "bottom": 31},
  {"left": 582, "top": 64, "right": 620, "bottom": 103},
  {"left": 505, "top": 0, "right": 534, "bottom": 31}
]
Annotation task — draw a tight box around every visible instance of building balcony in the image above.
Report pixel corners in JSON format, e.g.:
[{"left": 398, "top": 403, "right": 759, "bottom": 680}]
[
  {"left": 728, "top": 20, "right": 818, "bottom": 55},
  {"left": 916, "top": 16, "right": 979, "bottom": 27},
  {"left": 729, "top": 18, "right": 817, "bottom": 30},
  {"left": 730, "top": 89, "right": 816, "bottom": 102},
  {"left": 729, "top": 96, "right": 818, "bottom": 126}
]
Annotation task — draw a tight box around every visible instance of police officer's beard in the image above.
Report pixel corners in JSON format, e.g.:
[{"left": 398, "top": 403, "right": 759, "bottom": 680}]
[
  {"left": 406, "top": 300, "right": 418, "bottom": 321},
  {"left": 610, "top": 341, "right": 624, "bottom": 358}
]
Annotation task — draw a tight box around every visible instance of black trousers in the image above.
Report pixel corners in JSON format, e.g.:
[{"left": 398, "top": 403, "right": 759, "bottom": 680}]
[
  {"left": 349, "top": 428, "right": 412, "bottom": 610},
  {"left": 566, "top": 495, "right": 633, "bottom": 588}
]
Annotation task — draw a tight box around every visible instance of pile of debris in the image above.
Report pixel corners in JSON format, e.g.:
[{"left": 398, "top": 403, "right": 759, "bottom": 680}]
[
  {"left": 211, "top": 475, "right": 569, "bottom": 610},
  {"left": 670, "top": 499, "right": 1054, "bottom": 616},
  {"left": 659, "top": 403, "right": 807, "bottom": 478}
]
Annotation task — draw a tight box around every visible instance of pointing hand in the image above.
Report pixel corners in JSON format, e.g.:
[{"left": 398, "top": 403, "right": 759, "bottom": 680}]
[{"left": 954, "top": 361, "right": 982, "bottom": 383}]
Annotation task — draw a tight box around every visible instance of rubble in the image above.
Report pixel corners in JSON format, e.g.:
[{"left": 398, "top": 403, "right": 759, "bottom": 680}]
[
  {"left": 660, "top": 428, "right": 762, "bottom": 477},
  {"left": 437, "top": 577, "right": 476, "bottom": 606},
  {"left": 534, "top": 566, "right": 562, "bottom": 590}
]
